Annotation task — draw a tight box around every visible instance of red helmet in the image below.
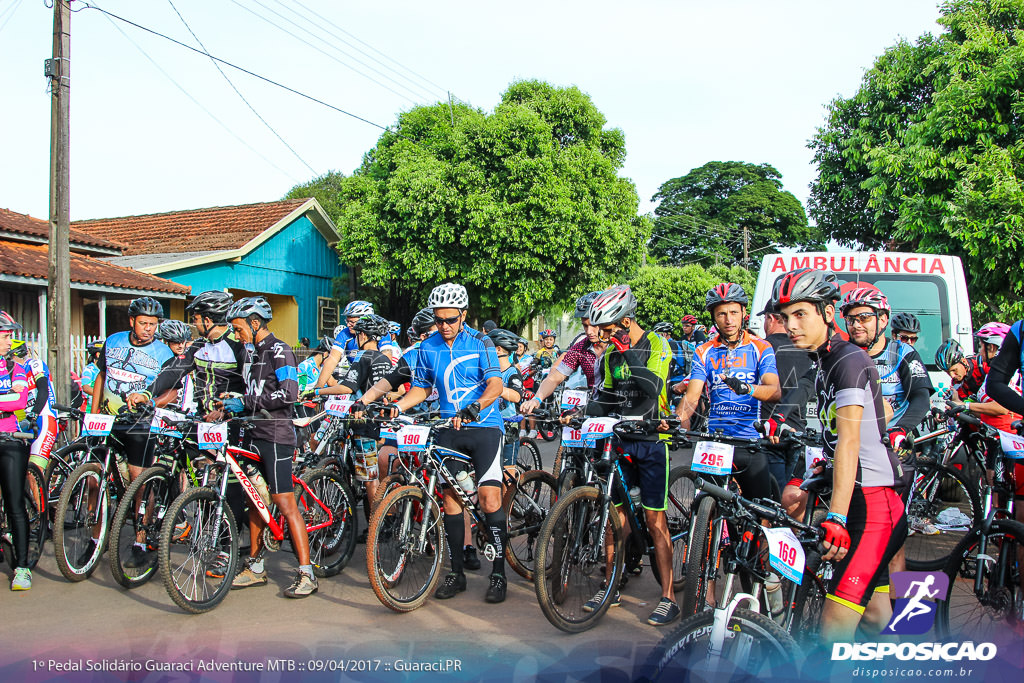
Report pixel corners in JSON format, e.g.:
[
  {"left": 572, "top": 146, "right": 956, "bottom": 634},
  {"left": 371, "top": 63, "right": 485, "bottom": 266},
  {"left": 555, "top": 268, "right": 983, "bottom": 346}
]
[
  {"left": 681, "top": 315, "right": 698, "bottom": 325},
  {"left": 771, "top": 269, "right": 839, "bottom": 309},
  {"left": 0, "top": 310, "right": 21, "bottom": 332}
]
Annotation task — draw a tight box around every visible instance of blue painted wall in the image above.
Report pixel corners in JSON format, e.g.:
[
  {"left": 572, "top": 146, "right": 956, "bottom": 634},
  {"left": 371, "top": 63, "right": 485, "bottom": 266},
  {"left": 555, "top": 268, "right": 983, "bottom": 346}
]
[{"left": 162, "top": 215, "right": 342, "bottom": 341}]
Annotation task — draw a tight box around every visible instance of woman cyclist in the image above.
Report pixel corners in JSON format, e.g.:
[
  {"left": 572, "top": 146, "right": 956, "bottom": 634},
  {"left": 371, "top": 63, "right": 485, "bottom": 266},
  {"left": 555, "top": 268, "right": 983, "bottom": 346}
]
[{"left": 0, "top": 311, "right": 34, "bottom": 591}]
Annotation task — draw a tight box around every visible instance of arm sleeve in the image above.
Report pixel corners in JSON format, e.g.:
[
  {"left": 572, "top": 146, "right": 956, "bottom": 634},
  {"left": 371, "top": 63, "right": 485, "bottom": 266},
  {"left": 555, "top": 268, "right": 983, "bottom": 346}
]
[
  {"left": 895, "top": 348, "right": 933, "bottom": 430},
  {"left": 31, "top": 374, "right": 49, "bottom": 414},
  {"left": 897, "top": 387, "right": 932, "bottom": 431},
  {"left": 987, "top": 328, "right": 1024, "bottom": 414}
]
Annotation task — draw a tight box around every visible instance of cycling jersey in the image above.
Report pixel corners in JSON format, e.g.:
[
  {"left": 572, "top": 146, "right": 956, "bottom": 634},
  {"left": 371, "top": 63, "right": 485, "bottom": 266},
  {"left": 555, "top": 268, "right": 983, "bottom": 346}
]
[
  {"left": 498, "top": 365, "right": 524, "bottom": 419},
  {"left": 589, "top": 330, "right": 671, "bottom": 441},
  {"left": 340, "top": 349, "right": 393, "bottom": 438},
  {"left": 411, "top": 325, "right": 502, "bottom": 429},
  {"left": 22, "top": 358, "right": 58, "bottom": 465},
  {"left": 296, "top": 356, "right": 321, "bottom": 393},
  {"left": 690, "top": 331, "right": 778, "bottom": 439},
  {"left": 149, "top": 330, "right": 246, "bottom": 415},
  {"left": 22, "top": 358, "right": 55, "bottom": 415},
  {"left": 555, "top": 333, "right": 600, "bottom": 390},
  {"left": 869, "top": 337, "right": 933, "bottom": 429},
  {"left": 239, "top": 333, "right": 299, "bottom": 445},
  {"left": 952, "top": 355, "right": 1022, "bottom": 432},
  {"left": 331, "top": 327, "right": 356, "bottom": 357},
  {"left": 0, "top": 358, "right": 30, "bottom": 432},
  {"left": 987, "top": 322, "right": 1024, "bottom": 416},
  {"left": 533, "top": 347, "right": 559, "bottom": 370},
  {"left": 95, "top": 331, "right": 174, "bottom": 416},
  {"left": 80, "top": 362, "right": 100, "bottom": 413}
]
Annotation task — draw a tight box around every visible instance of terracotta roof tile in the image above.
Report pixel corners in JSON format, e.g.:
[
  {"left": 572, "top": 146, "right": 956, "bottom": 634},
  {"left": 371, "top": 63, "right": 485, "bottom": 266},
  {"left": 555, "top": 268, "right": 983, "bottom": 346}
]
[
  {"left": 0, "top": 207, "right": 124, "bottom": 251},
  {"left": 72, "top": 199, "right": 309, "bottom": 256},
  {"left": 0, "top": 239, "right": 189, "bottom": 295}
]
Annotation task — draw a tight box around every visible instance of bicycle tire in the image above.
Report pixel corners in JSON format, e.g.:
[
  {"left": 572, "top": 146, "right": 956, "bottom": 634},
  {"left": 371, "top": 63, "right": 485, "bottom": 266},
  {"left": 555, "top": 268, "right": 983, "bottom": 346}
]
[
  {"left": 21, "top": 464, "right": 46, "bottom": 569},
  {"left": 43, "top": 441, "right": 88, "bottom": 514},
  {"left": 551, "top": 444, "right": 565, "bottom": 480},
  {"left": 53, "top": 462, "right": 110, "bottom": 582},
  {"left": 365, "top": 485, "right": 446, "bottom": 612},
  {"left": 787, "top": 547, "right": 828, "bottom": 645},
  {"left": 935, "top": 518, "right": 1024, "bottom": 641},
  {"left": 517, "top": 437, "right": 542, "bottom": 471},
  {"left": 904, "top": 462, "right": 980, "bottom": 571},
  {"left": 109, "top": 466, "right": 174, "bottom": 589},
  {"left": 159, "top": 487, "right": 238, "bottom": 614},
  {"left": 301, "top": 468, "right": 357, "bottom": 578},
  {"left": 534, "top": 486, "right": 625, "bottom": 633},
  {"left": 681, "top": 494, "right": 717, "bottom": 617},
  {"left": 666, "top": 466, "right": 695, "bottom": 592},
  {"left": 371, "top": 473, "right": 408, "bottom": 510},
  {"left": 504, "top": 469, "right": 557, "bottom": 581},
  {"left": 638, "top": 607, "right": 801, "bottom": 682}
]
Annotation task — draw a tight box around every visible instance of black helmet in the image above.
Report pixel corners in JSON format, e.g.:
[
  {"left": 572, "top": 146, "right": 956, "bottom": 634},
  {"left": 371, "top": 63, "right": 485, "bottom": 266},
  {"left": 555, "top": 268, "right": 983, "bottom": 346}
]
[
  {"left": 86, "top": 339, "right": 104, "bottom": 361},
  {"left": 935, "top": 339, "right": 965, "bottom": 372},
  {"left": 315, "top": 335, "right": 333, "bottom": 354},
  {"left": 770, "top": 269, "right": 840, "bottom": 310},
  {"left": 891, "top": 312, "right": 921, "bottom": 335},
  {"left": 128, "top": 297, "right": 164, "bottom": 319},
  {"left": 652, "top": 322, "right": 674, "bottom": 334},
  {"left": 186, "top": 290, "right": 234, "bottom": 324},
  {"left": 352, "top": 314, "right": 390, "bottom": 339},
  {"left": 157, "top": 319, "right": 192, "bottom": 343},
  {"left": 226, "top": 296, "right": 273, "bottom": 321},
  {"left": 411, "top": 307, "right": 435, "bottom": 336},
  {"left": 705, "top": 283, "right": 748, "bottom": 312},
  {"left": 487, "top": 328, "right": 520, "bottom": 353},
  {"left": 574, "top": 291, "right": 602, "bottom": 319}
]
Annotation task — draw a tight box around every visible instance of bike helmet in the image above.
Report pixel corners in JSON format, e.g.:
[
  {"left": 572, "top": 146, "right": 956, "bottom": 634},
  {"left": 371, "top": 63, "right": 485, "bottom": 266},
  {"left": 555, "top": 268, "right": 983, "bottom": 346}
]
[
  {"left": 488, "top": 328, "right": 521, "bottom": 353},
  {"left": 681, "top": 314, "right": 698, "bottom": 325},
  {"left": 352, "top": 314, "right": 390, "bottom": 339},
  {"left": 839, "top": 287, "right": 890, "bottom": 316},
  {"left": 226, "top": 296, "right": 273, "bottom": 322},
  {"left": 128, "top": 296, "right": 164, "bottom": 319},
  {"left": 388, "top": 320, "right": 402, "bottom": 336},
  {"left": 411, "top": 307, "right": 435, "bottom": 336},
  {"left": 705, "top": 283, "right": 748, "bottom": 312},
  {"left": 770, "top": 269, "right": 840, "bottom": 309},
  {"left": 316, "top": 335, "right": 333, "bottom": 354},
  {"left": 890, "top": 312, "right": 921, "bottom": 335},
  {"left": 935, "top": 338, "right": 965, "bottom": 372},
  {"left": 86, "top": 339, "right": 104, "bottom": 361},
  {"left": 588, "top": 285, "right": 637, "bottom": 326},
  {"left": 343, "top": 300, "right": 374, "bottom": 317},
  {"left": 977, "top": 322, "right": 1011, "bottom": 348},
  {"left": 10, "top": 340, "right": 27, "bottom": 358},
  {"left": 185, "top": 290, "right": 233, "bottom": 323},
  {"left": 574, "top": 291, "right": 602, "bottom": 319},
  {"left": 539, "top": 329, "right": 556, "bottom": 339},
  {"left": 0, "top": 310, "right": 22, "bottom": 332},
  {"left": 426, "top": 282, "right": 469, "bottom": 310},
  {"left": 652, "top": 322, "right": 674, "bottom": 334},
  {"left": 157, "top": 319, "right": 193, "bottom": 344}
]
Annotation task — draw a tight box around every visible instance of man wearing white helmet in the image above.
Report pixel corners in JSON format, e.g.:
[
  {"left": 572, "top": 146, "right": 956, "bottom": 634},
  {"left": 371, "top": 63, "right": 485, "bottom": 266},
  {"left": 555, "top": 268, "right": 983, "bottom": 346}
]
[
  {"left": 314, "top": 300, "right": 374, "bottom": 391},
  {"left": 390, "top": 282, "right": 509, "bottom": 603}
]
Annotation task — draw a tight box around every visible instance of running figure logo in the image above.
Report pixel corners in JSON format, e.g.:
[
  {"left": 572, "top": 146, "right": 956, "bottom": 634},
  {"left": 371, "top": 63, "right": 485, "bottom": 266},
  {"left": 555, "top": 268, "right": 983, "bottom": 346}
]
[{"left": 884, "top": 571, "right": 950, "bottom": 635}]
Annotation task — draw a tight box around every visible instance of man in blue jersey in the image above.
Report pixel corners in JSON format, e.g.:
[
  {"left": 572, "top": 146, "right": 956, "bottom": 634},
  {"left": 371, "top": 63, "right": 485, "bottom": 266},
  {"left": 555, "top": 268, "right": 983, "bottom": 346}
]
[
  {"left": 391, "top": 283, "right": 508, "bottom": 603},
  {"left": 314, "top": 300, "right": 375, "bottom": 389}
]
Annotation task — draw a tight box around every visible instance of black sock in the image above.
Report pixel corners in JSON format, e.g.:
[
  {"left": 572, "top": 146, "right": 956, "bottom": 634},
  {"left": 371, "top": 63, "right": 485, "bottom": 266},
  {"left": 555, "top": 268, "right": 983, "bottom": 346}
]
[
  {"left": 484, "top": 510, "right": 507, "bottom": 576},
  {"left": 444, "top": 513, "right": 465, "bottom": 574}
]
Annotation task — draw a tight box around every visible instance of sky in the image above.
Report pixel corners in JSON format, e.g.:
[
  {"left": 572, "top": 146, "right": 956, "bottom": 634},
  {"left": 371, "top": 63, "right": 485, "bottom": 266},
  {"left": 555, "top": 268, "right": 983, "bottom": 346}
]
[{"left": 0, "top": 0, "right": 944, "bottom": 223}]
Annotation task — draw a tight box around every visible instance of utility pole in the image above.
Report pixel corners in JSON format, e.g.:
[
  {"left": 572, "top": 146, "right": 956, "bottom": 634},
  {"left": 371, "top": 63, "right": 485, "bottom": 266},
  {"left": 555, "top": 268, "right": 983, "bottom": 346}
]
[
  {"left": 742, "top": 226, "right": 749, "bottom": 269},
  {"left": 47, "top": 0, "right": 71, "bottom": 403}
]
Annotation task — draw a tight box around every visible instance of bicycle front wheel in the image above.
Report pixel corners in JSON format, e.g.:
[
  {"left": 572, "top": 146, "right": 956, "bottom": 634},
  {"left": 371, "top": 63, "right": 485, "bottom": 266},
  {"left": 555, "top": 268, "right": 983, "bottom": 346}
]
[
  {"left": 109, "top": 466, "right": 174, "bottom": 588},
  {"left": 53, "top": 462, "right": 110, "bottom": 582},
  {"left": 666, "top": 466, "right": 695, "bottom": 592},
  {"left": 301, "top": 468, "right": 357, "bottom": 578},
  {"left": 681, "top": 494, "right": 717, "bottom": 617},
  {"left": 366, "top": 485, "right": 446, "bottom": 612},
  {"left": 159, "top": 487, "right": 237, "bottom": 614},
  {"left": 504, "top": 468, "right": 558, "bottom": 581},
  {"left": 534, "top": 485, "right": 624, "bottom": 633}
]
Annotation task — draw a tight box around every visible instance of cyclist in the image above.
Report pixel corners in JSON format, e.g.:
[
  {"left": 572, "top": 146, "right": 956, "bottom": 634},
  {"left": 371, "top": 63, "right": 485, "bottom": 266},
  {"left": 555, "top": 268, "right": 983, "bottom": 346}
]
[
  {"left": 652, "top": 321, "right": 693, "bottom": 406},
  {"left": 153, "top": 320, "right": 196, "bottom": 412},
  {"left": 11, "top": 341, "right": 58, "bottom": 473},
  {"left": 487, "top": 328, "right": 525, "bottom": 467},
  {"left": 675, "top": 283, "right": 781, "bottom": 501},
  {"left": 219, "top": 296, "right": 315, "bottom": 598},
  {"left": 937, "top": 335, "right": 1020, "bottom": 433},
  {"left": 581, "top": 285, "right": 678, "bottom": 625},
  {"left": 389, "top": 283, "right": 509, "bottom": 603},
  {"left": 891, "top": 312, "right": 921, "bottom": 347},
  {"left": 769, "top": 268, "right": 907, "bottom": 644},
  {"left": 536, "top": 329, "right": 560, "bottom": 362},
  {"left": 315, "top": 300, "right": 375, "bottom": 389},
  {"left": 0, "top": 311, "right": 34, "bottom": 590},
  {"left": 80, "top": 340, "right": 104, "bottom": 413},
  {"left": 976, "top": 322, "right": 1012, "bottom": 366},
  {"left": 297, "top": 336, "right": 336, "bottom": 395},
  {"left": 982, "top": 323, "right": 1024, "bottom": 535},
  {"left": 679, "top": 314, "right": 707, "bottom": 345}
]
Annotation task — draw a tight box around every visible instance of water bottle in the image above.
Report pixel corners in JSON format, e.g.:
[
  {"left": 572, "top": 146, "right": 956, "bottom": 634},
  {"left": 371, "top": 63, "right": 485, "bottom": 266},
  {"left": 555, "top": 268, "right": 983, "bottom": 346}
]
[
  {"left": 764, "top": 572, "right": 784, "bottom": 621},
  {"left": 628, "top": 486, "right": 642, "bottom": 508},
  {"left": 455, "top": 470, "right": 476, "bottom": 496},
  {"left": 115, "top": 452, "right": 130, "bottom": 488},
  {"left": 246, "top": 463, "right": 271, "bottom": 507}
]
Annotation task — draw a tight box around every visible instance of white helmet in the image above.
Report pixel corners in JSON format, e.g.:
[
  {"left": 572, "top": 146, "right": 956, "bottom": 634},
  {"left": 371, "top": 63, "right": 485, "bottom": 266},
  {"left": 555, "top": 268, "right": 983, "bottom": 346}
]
[
  {"left": 343, "top": 300, "right": 374, "bottom": 317},
  {"left": 427, "top": 282, "right": 469, "bottom": 310},
  {"left": 588, "top": 285, "right": 637, "bottom": 326}
]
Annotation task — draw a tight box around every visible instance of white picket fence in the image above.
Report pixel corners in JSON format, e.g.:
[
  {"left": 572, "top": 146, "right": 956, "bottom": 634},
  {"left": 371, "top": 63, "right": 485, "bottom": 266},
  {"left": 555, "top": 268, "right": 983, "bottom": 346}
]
[{"left": 20, "top": 332, "right": 102, "bottom": 376}]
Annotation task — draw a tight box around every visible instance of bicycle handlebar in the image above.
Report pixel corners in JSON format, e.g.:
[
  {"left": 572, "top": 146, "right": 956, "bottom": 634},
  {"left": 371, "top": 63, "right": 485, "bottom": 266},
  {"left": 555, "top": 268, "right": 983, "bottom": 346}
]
[{"left": 694, "top": 476, "right": 823, "bottom": 541}]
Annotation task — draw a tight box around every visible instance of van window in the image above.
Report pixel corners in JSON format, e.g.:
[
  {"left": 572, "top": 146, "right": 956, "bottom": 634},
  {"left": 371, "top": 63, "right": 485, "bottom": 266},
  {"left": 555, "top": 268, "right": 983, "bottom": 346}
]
[{"left": 837, "top": 274, "right": 948, "bottom": 368}]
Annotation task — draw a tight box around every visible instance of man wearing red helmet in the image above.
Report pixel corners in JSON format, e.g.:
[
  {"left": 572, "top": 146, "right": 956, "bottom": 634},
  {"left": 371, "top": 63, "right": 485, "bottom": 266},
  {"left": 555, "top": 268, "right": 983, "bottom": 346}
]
[{"left": 679, "top": 314, "right": 707, "bottom": 345}]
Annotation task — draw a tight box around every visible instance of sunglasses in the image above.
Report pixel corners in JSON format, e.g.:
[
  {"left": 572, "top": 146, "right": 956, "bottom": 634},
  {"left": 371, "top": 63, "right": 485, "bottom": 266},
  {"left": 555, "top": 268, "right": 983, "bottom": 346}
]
[
  {"left": 896, "top": 334, "right": 919, "bottom": 343},
  {"left": 843, "top": 312, "right": 877, "bottom": 326},
  {"left": 433, "top": 314, "right": 461, "bottom": 327}
]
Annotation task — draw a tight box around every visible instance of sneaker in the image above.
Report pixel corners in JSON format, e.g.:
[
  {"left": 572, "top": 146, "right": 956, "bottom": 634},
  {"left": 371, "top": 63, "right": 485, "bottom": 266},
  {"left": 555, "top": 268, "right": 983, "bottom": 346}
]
[
  {"left": 434, "top": 571, "right": 467, "bottom": 599},
  {"left": 123, "top": 544, "right": 154, "bottom": 569},
  {"left": 463, "top": 546, "right": 481, "bottom": 571},
  {"left": 528, "top": 430, "right": 539, "bottom": 439},
  {"left": 206, "top": 551, "right": 231, "bottom": 579},
  {"left": 485, "top": 572, "right": 507, "bottom": 603},
  {"left": 284, "top": 570, "right": 318, "bottom": 598},
  {"left": 583, "top": 586, "right": 621, "bottom": 612},
  {"left": 647, "top": 598, "right": 681, "bottom": 626},
  {"left": 231, "top": 559, "right": 268, "bottom": 589},
  {"left": 10, "top": 567, "right": 31, "bottom": 591},
  {"left": 76, "top": 539, "right": 98, "bottom": 568}
]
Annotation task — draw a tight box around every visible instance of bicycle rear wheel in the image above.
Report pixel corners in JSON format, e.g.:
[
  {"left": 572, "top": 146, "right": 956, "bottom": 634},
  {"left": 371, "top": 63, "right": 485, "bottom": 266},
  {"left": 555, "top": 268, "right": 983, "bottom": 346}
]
[
  {"left": 534, "top": 486, "right": 624, "bottom": 633},
  {"left": 366, "top": 485, "right": 446, "bottom": 612},
  {"left": 504, "top": 469, "right": 557, "bottom": 581},
  {"left": 301, "top": 468, "right": 357, "bottom": 578},
  {"left": 109, "top": 466, "right": 174, "bottom": 588},
  {"left": 53, "top": 462, "right": 110, "bottom": 582},
  {"left": 681, "top": 494, "right": 717, "bottom": 617},
  {"left": 904, "top": 462, "right": 979, "bottom": 571}
]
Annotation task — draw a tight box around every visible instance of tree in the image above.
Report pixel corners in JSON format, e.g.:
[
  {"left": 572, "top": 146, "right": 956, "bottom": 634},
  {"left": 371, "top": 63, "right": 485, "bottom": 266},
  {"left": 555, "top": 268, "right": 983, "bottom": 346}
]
[
  {"left": 292, "top": 80, "right": 650, "bottom": 328},
  {"left": 627, "top": 264, "right": 757, "bottom": 336},
  {"left": 649, "top": 161, "right": 818, "bottom": 267},
  {"left": 808, "top": 0, "right": 1024, "bottom": 318},
  {"left": 284, "top": 170, "right": 346, "bottom": 219}
]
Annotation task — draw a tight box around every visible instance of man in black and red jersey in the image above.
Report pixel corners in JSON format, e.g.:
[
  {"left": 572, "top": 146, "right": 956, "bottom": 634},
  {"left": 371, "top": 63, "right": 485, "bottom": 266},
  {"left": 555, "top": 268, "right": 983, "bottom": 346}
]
[{"left": 770, "top": 269, "right": 908, "bottom": 643}]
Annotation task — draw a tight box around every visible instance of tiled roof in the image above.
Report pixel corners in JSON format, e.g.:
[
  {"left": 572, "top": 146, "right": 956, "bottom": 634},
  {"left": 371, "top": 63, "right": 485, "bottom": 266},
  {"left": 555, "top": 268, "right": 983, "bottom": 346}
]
[
  {"left": 0, "top": 239, "right": 190, "bottom": 295},
  {"left": 0, "top": 207, "right": 124, "bottom": 251},
  {"left": 72, "top": 199, "right": 309, "bottom": 256}
]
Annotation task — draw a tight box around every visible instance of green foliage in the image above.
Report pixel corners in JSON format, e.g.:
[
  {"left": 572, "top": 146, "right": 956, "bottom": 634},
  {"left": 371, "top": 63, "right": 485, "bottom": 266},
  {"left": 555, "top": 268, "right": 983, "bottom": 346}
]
[
  {"left": 284, "top": 170, "right": 347, "bottom": 220},
  {"left": 290, "top": 80, "right": 649, "bottom": 328},
  {"left": 627, "top": 264, "right": 757, "bottom": 336},
  {"left": 808, "top": 0, "right": 1024, "bottom": 319},
  {"left": 649, "top": 161, "right": 819, "bottom": 267}
]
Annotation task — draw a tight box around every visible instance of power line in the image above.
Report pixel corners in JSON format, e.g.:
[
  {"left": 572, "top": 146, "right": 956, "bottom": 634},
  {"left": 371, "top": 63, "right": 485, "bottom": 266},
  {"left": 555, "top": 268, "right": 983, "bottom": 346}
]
[
  {"left": 166, "top": 0, "right": 317, "bottom": 176},
  {"left": 0, "top": 0, "right": 24, "bottom": 36}
]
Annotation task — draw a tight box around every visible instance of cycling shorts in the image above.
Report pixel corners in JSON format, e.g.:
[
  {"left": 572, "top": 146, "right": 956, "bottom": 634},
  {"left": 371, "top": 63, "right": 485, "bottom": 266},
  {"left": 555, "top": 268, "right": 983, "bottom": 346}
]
[
  {"left": 826, "top": 485, "right": 907, "bottom": 612},
  {"left": 246, "top": 439, "right": 294, "bottom": 495},
  {"left": 29, "top": 411, "right": 58, "bottom": 463},
  {"left": 613, "top": 439, "right": 670, "bottom": 511},
  {"left": 433, "top": 426, "right": 503, "bottom": 488},
  {"left": 732, "top": 448, "right": 775, "bottom": 502},
  {"left": 110, "top": 425, "right": 156, "bottom": 469}
]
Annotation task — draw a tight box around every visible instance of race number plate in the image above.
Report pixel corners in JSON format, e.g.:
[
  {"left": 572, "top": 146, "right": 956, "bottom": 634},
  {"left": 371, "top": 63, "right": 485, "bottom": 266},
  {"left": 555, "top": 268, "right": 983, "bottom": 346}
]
[
  {"left": 998, "top": 429, "right": 1024, "bottom": 459},
  {"left": 397, "top": 425, "right": 430, "bottom": 453},
  {"left": 581, "top": 417, "right": 618, "bottom": 445},
  {"left": 150, "top": 408, "right": 184, "bottom": 437},
  {"left": 562, "top": 427, "right": 584, "bottom": 448},
  {"left": 82, "top": 414, "right": 115, "bottom": 437},
  {"left": 692, "top": 441, "right": 735, "bottom": 476},
  {"left": 804, "top": 446, "right": 824, "bottom": 471},
  {"left": 324, "top": 396, "right": 354, "bottom": 417},
  {"left": 560, "top": 389, "right": 589, "bottom": 411},
  {"left": 198, "top": 422, "right": 228, "bottom": 451},
  {"left": 760, "top": 525, "right": 805, "bottom": 584}
]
